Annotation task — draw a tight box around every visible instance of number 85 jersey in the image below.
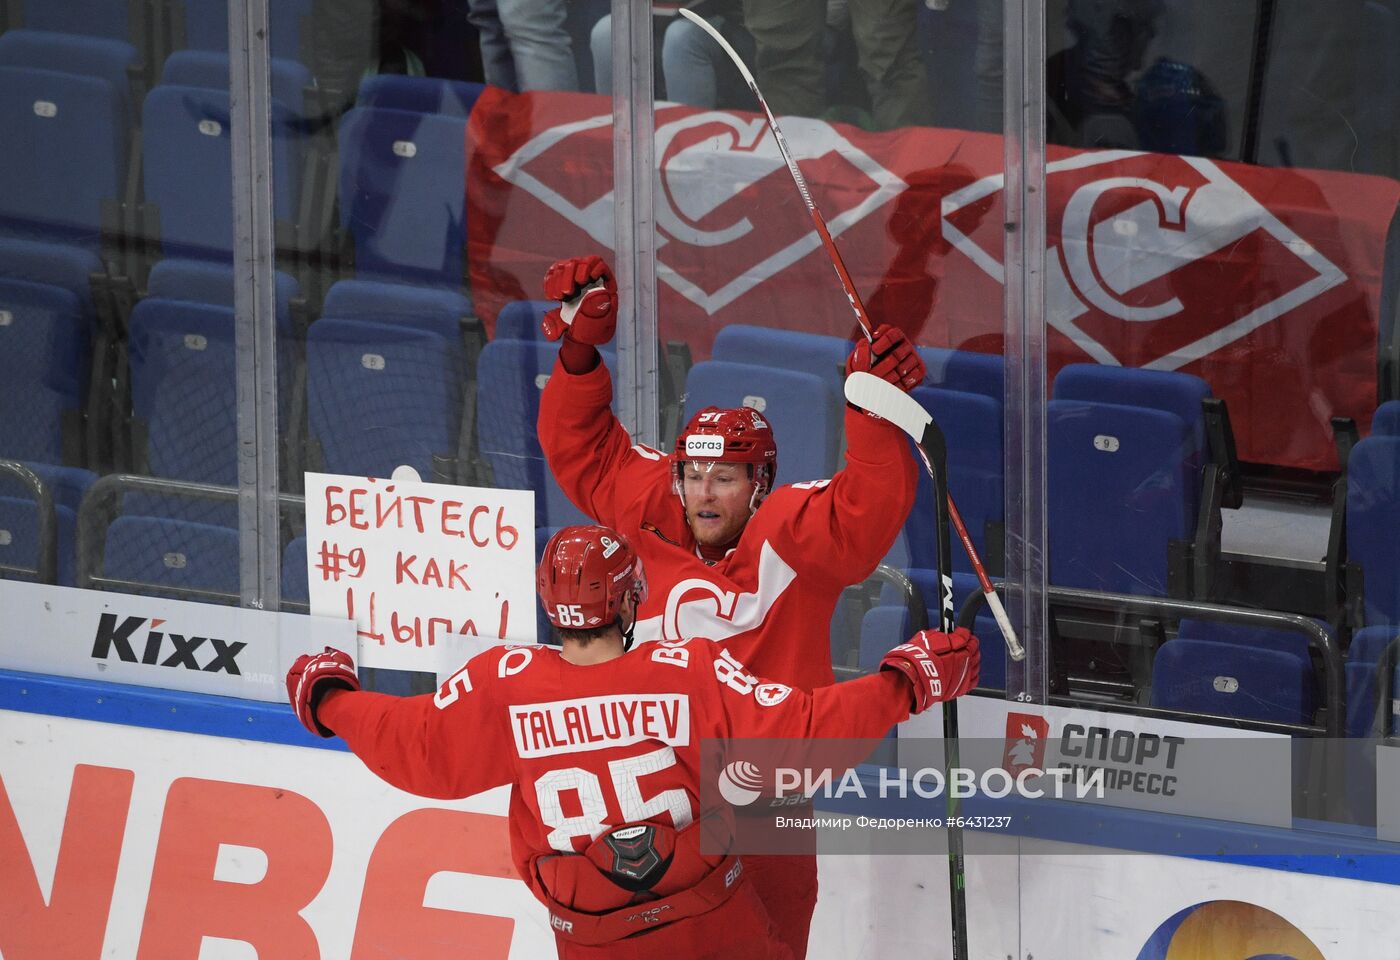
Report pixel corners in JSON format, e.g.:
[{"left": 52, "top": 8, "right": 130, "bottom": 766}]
[{"left": 317, "top": 638, "right": 910, "bottom": 910}]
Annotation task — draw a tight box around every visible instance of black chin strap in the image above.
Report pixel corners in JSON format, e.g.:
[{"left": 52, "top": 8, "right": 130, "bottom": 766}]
[{"left": 619, "top": 605, "right": 638, "bottom": 652}]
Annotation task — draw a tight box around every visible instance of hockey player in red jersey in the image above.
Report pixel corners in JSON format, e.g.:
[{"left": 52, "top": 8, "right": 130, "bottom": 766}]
[
  {"left": 288, "top": 525, "right": 980, "bottom": 960},
  {"left": 536, "top": 254, "right": 929, "bottom": 955}
]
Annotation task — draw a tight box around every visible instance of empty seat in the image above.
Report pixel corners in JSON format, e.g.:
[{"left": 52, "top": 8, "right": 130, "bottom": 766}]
[
  {"left": 160, "top": 49, "right": 313, "bottom": 121},
  {"left": 1048, "top": 400, "right": 1193, "bottom": 595},
  {"left": 142, "top": 83, "right": 302, "bottom": 262},
  {"left": 1151, "top": 637, "right": 1316, "bottom": 726},
  {"left": 494, "top": 300, "right": 552, "bottom": 341},
  {"left": 356, "top": 75, "right": 485, "bottom": 118},
  {"left": 857, "top": 605, "right": 913, "bottom": 670},
  {"left": 337, "top": 107, "right": 468, "bottom": 287},
  {"left": 0, "top": 29, "right": 138, "bottom": 121},
  {"left": 682, "top": 361, "right": 839, "bottom": 485},
  {"left": 1374, "top": 400, "right": 1400, "bottom": 437},
  {"left": 282, "top": 535, "right": 309, "bottom": 604},
  {"left": 307, "top": 318, "right": 462, "bottom": 481},
  {"left": 175, "top": 0, "right": 312, "bottom": 63},
  {"left": 100, "top": 514, "right": 239, "bottom": 603},
  {"left": 917, "top": 346, "right": 1004, "bottom": 401},
  {"left": 1350, "top": 625, "right": 1400, "bottom": 664},
  {"left": 0, "top": 463, "right": 94, "bottom": 585},
  {"left": 475, "top": 339, "right": 613, "bottom": 528},
  {"left": 321, "top": 279, "right": 471, "bottom": 354},
  {"left": 1175, "top": 618, "right": 1315, "bottom": 661},
  {"left": 0, "top": 66, "right": 124, "bottom": 247},
  {"left": 146, "top": 258, "right": 301, "bottom": 333},
  {"left": 1053, "top": 363, "right": 1212, "bottom": 502},
  {"left": 711, "top": 324, "right": 852, "bottom": 397},
  {"left": 22, "top": 0, "right": 135, "bottom": 42},
  {"left": 905, "top": 386, "right": 1002, "bottom": 575},
  {"left": 0, "top": 280, "right": 88, "bottom": 463},
  {"left": 1345, "top": 436, "right": 1400, "bottom": 625}
]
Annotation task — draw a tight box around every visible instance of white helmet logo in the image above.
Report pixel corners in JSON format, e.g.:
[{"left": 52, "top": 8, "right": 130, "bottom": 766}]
[
  {"left": 600, "top": 536, "right": 620, "bottom": 559},
  {"left": 685, "top": 435, "right": 725, "bottom": 458}
]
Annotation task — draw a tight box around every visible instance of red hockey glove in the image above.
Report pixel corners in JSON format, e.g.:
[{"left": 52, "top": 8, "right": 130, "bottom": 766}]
[
  {"left": 541, "top": 255, "right": 618, "bottom": 346},
  {"left": 286, "top": 647, "right": 360, "bottom": 737},
  {"left": 846, "top": 324, "right": 926, "bottom": 393},
  {"left": 880, "top": 627, "right": 980, "bottom": 714}
]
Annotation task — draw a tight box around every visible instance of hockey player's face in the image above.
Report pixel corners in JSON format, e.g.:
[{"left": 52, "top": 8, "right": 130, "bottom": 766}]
[{"left": 682, "top": 462, "right": 753, "bottom": 546}]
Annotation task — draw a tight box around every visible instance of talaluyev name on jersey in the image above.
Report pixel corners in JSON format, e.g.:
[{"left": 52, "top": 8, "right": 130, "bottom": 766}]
[{"left": 511, "top": 694, "right": 691, "bottom": 758}]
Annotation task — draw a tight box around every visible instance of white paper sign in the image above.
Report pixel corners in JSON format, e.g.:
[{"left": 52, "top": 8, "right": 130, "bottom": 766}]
[{"left": 304, "top": 472, "right": 536, "bottom": 680}]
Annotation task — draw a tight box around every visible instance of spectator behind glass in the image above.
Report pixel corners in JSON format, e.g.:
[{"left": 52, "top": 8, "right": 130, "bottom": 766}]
[
  {"left": 738, "top": 0, "right": 929, "bottom": 130},
  {"left": 589, "top": 1, "right": 752, "bottom": 108},
  {"left": 466, "top": 0, "right": 606, "bottom": 91}
]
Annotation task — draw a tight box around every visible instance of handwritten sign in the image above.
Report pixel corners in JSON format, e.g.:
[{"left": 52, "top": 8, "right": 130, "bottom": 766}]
[{"left": 304, "top": 471, "right": 537, "bottom": 681}]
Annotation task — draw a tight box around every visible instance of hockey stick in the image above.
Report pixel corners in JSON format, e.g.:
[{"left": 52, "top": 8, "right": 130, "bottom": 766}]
[
  {"left": 677, "top": 8, "right": 875, "bottom": 344},
  {"left": 845, "top": 374, "right": 1023, "bottom": 661},
  {"left": 845, "top": 373, "right": 975, "bottom": 960},
  {"left": 679, "top": 8, "right": 1020, "bottom": 655}
]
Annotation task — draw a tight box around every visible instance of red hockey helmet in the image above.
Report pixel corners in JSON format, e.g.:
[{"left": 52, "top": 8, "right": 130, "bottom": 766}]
[
  {"left": 538, "top": 525, "right": 647, "bottom": 631},
  {"left": 671, "top": 406, "right": 778, "bottom": 501}
]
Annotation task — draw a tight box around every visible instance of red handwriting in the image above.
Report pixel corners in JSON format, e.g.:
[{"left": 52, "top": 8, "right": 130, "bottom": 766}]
[
  {"left": 322, "top": 483, "right": 519, "bottom": 550},
  {"left": 345, "top": 586, "right": 513, "bottom": 646},
  {"left": 395, "top": 553, "right": 471, "bottom": 591},
  {"left": 315, "top": 541, "right": 366, "bottom": 582}
]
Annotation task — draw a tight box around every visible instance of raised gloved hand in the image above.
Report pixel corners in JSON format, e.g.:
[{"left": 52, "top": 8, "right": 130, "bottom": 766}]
[
  {"left": 541, "top": 255, "right": 618, "bottom": 346},
  {"left": 846, "top": 324, "right": 926, "bottom": 393},
  {"left": 880, "top": 627, "right": 980, "bottom": 714},
  {"left": 286, "top": 647, "right": 360, "bottom": 737}
]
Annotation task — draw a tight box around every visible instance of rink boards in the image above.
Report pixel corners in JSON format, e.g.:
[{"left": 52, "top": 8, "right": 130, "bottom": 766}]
[{"left": 1, "top": 670, "right": 1397, "bottom": 959}]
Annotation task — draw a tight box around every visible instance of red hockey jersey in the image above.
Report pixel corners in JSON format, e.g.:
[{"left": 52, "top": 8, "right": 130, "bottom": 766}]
[
  {"left": 538, "top": 360, "right": 917, "bottom": 691},
  {"left": 319, "top": 639, "right": 910, "bottom": 915}
]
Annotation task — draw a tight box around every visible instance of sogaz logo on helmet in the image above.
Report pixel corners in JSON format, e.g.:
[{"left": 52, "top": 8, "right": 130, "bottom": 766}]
[
  {"left": 493, "top": 110, "right": 905, "bottom": 315},
  {"left": 685, "top": 435, "right": 726, "bottom": 458}
]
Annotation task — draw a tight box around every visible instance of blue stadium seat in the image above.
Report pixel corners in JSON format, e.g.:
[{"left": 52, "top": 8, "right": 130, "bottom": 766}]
[
  {"left": 1345, "top": 436, "right": 1400, "bottom": 625},
  {"left": 495, "top": 300, "right": 552, "bottom": 341},
  {"left": 682, "top": 361, "right": 839, "bottom": 485},
  {"left": 857, "top": 605, "right": 913, "bottom": 670},
  {"left": 23, "top": 0, "right": 134, "bottom": 42},
  {"left": 0, "top": 66, "right": 124, "bottom": 247},
  {"left": 321, "top": 279, "right": 471, "bottom": 351},
  {"left": 160, "top": 49, "right": 313, "bottom": 122},
  {"left": 0, "top": 29, "right": 138, "bottom": 121},
  {"left": 1350, "top": 625, "right": 1400, "bottom": 663},
  {"left": 1175, "top": 618, "right": 1315, "bottom": 661},
  {"left": 142, "top": 83, "right": 302, "bottom": 261},
  {"left": 711, "top": 324, "right": 853, "bottom": 397},
  {"left": 1374, "top": 400, "right": 1400, "bottom": 436},
  {"left": 176, "top": 0, "right": 312, "bottom": 63},
  {"left": 337, "top": 107, "right": 468, "bottom": 287},
  {"left": 282, "top": 536, "right": 309, "bottom": 604},
  {"left": 917, "top": 347, "right": 1004, "bottom": 401},
  {"left": 0, "top": 463, "right": 95, "bottom": 585},
  {"left": 475, "top": 339, "right": 615, "bottom": 528},
  {"left": 356, "top": 75, "right": 485, "bottom": 119},
  {"left": 101, "top": 514, "right": 239, "bottom": 602},
  {"left": 1048, "top": 400, "right": 1193, "bottom": 595},
  {"left": 0, "top": 280, "right": 88, "bottom": 463},
  {"left": 146, "top": 258, "right": 301, "bottom": 333},
  {"left": 1053, "top": 364, "right": 1211, "bottom": 496},
  {"left": 1346, "top": 660, "right": 1380, "bottom": 738},
  {"left": 1151, "top": 637, "right": 1316, "bottom": 726},
  {"left": 905, "top": 386, "right": 1002, "bottom": 575},
  {"left": 0, "top": 238, "right": 102, "bottom": 311},
  {"left": 307, "top": 318, "right": 462, "bottom": 481}
]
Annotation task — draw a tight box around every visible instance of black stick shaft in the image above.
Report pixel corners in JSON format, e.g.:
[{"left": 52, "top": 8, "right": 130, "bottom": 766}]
[{"left": 918, "top": 426, "right": 970, "bottom": 960}]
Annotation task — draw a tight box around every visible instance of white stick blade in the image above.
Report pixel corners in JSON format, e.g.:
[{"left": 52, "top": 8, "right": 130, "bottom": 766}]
[
  {"left": 843, "top": 372, "right": 933, "bottom": 441},
  {"left": 676, "top": 8, "right": 757, "bottom": 87}
]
